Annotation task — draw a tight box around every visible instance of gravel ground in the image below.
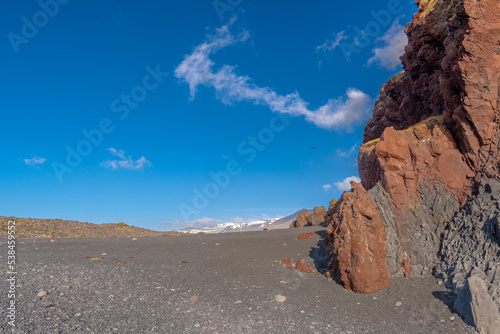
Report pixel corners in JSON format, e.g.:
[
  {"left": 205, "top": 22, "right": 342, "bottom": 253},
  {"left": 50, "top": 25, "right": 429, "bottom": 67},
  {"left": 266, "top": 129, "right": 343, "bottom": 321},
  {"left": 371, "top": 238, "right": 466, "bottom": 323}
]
[{"left": 0, "top": 226, "right": 475, "bottom": 333}]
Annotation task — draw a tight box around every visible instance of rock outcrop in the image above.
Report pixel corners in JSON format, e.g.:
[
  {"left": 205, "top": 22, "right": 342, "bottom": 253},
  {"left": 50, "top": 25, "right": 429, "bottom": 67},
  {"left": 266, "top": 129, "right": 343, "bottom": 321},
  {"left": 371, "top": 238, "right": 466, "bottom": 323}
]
[
  {"left": 324, "top": 0, "right": 500, "bottom": 298},
  {"left": 435, "top": 176, "right": 500, "bottom": 308},
  {"left": 453, "top": 275, "right": 500, "bottom": 333},
  {"left": 325, "top": 182, "right": 390, "bottom": 294},
  {"left": 289, "top": 207, "right": 329, "bottom": 228}
]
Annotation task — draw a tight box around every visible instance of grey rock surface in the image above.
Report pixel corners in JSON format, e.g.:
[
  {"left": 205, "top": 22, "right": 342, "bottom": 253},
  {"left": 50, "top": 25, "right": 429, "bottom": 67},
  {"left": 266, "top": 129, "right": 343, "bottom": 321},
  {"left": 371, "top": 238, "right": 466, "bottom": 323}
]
[
  {"left": 369, "top": 182, "right": 458, "bottom": 277},
  {"left": 454, "top": 275, "right": 500, "bottom": 333},
  {"left": 369, "top": 184, "right": 404, "bottom": 277},
  {"left": 435, "top": 177, "right": 500, "bottom": 307},
  {"left": 401, "top": 183, "right": 459, "bottom": 277}
]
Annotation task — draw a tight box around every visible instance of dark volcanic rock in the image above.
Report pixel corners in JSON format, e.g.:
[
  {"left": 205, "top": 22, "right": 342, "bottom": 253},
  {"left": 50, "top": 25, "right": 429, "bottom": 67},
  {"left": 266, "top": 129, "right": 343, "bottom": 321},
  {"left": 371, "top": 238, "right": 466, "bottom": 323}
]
[
  {"left": 435, "top": 177, "right": 500, "bottom": 308},
  {"left": 453, "top": 275, "right": 500, "bottom": 332}
]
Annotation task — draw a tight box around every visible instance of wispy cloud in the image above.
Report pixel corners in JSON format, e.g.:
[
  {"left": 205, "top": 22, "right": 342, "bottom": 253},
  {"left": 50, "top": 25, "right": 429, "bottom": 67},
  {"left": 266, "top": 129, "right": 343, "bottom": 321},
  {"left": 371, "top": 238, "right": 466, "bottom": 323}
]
[
  {"left": 336, "top": 144, "right": 358, "bottom": 158},
  {"left": 368, "top": 20, "right": 408, "bottom": 71},
  {"left": 175, "top": 19, "right": 372, "bottom": 130},
  {"left": 24, "top": 156, "right": 46, "bottom": 167},
  {"left": 100, "top": 148, "right": 152, "bottom": 170},
  {"left": 322, "top": 184, "right": 332, "bottom": 191},
  {"left": 335, "top": 176, "right": 361, "bottom": 191},
  {"left": 317, "top": 31, "right": 347, "bottom": 53}
]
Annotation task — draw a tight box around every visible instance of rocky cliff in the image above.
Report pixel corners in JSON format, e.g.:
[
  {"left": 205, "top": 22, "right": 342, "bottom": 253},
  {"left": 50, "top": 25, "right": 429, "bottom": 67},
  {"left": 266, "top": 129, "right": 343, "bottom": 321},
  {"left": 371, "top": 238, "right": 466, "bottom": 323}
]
[{"left": 323, "top": 0, "right": 500, "bottom": 317}]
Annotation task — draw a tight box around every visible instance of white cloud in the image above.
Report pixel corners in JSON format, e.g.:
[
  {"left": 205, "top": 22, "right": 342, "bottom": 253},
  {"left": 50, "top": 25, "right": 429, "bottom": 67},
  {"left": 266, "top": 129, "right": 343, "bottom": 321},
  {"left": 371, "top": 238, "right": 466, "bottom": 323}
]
[
  {"left": 368, "top": 21, "right": 408, "bottom": 71},
  {"left": 175, "top": 20, "right": 372, "bottom": 130},
  {"left": 322, "top": 184, "right": 332, "bottom": 191},
  {"left": 317, "top": 31, "right": 347, "bottom": 53},
  {"left": 24, "top": 156, "right": 46, "bottom": 166},
  {"left": 335, "top": 176, "right": 361, "bottom": 191},
  {"left": 101, "top": 148, "right": 152, "bottom": 170},
  {"left": 336, "top": 144, "right": 358, "bottom": 158}
]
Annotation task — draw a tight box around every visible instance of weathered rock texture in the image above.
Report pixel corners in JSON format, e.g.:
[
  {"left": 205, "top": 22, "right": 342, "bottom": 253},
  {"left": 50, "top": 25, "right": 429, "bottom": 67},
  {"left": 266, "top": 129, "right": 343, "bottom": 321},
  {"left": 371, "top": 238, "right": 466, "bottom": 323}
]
[
  {"left": 325, "top": 182, "right": 390, "bottom": 294},
  {"left": 324, "top": 0, "right": 500, "bottom": 296},
  {"left": 453, "top": 275, "right": 500, "bottom": 333},
  {"left": 290, "top": 207, "right": 328, "bottom": 228},
  {"left": 435, "top": 177, "right": 500, "bottom": 308}
]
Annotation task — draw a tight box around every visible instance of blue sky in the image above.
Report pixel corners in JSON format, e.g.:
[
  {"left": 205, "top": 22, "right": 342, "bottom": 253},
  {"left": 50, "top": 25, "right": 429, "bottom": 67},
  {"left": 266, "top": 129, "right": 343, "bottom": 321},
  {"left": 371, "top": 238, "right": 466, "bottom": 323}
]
[{"left": 1, "top": 0, "right": 417, "bottom": 230}]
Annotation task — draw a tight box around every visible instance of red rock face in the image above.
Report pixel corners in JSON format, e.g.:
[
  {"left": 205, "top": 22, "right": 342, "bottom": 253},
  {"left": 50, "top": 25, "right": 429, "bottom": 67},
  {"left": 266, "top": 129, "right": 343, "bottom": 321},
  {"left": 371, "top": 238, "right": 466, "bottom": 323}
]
[
  {"left": 325, "top": 183, "right": 390, "bottom": 294},
  {"left": 360, "top": 120, "right": 474, "bottom": 211},
  {"left": 325, "top": 0, "right": 500, "bottom": 294}
]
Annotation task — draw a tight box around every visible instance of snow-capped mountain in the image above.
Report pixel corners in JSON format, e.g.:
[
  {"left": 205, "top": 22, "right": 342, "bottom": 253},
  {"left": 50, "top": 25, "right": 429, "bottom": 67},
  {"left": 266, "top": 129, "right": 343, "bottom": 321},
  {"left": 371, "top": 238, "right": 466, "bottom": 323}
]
[{"left": 175, "top": 211, "right": 304, "bottom": 234}]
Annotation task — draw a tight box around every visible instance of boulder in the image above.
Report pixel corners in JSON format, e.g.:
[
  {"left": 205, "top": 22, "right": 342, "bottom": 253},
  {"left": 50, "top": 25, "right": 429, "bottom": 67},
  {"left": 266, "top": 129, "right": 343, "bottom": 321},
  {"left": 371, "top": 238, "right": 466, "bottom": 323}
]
[
  {"left": 290, "top": 207, "right": 328, "bottom": 228},
  {"left": 454, "top": 275, "right": 500, "bottom": 333},
  {"left": 325, "top": 182, "right": 390, "bottom": 294}
]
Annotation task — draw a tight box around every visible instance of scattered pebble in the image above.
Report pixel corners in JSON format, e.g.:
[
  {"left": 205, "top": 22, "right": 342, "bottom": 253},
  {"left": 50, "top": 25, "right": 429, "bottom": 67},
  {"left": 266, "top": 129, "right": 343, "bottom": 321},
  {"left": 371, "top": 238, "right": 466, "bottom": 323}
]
[
  {"left": 74, "top": 313, "right": 81, "bottom": 317},
  {"left": 132, "top": 238, "right": 137, "bottom": 241},
  {"left": 438, "top": 280, "right": 443, "bottom": 285},
  {"left": 449, "top": 316, "right": 456, "bottom": 321},
  {"left": 372, "top": 296, "right": 377, "bottom": 300},
  {"left": 37, "top": 291, "right": 47, "bottom": 297},
  {"left": 102, "top": 253, "right": 107, "bottom": 256},
  {"left": 395, "top": 301, "right": 402, "bottom": 307},
  {"left": 215, "top": 243, "right": 220, "bottom": 246},
  {"left": 275, "top": 295, "right": 286, "bottom": 303},
  {"left": 280, "top": 281, "right": 287, "bottom": 284},
  {"left": 235, "top": 300, "right": 242, "bottom": 304},
  {"left": 190, "top": 296, "right": 198, "bottom": 303}
]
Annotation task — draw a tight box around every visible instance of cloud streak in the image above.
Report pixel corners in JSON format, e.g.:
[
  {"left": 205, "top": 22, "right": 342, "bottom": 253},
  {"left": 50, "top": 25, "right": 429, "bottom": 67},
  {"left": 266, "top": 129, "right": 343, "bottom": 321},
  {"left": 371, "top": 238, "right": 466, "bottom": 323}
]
[
  {"left": 368, "top": 21, "right": 408, "bottom": 71},
  {"left": 175, "top": 19, "right": 372, "bottom": 130},
  {"left": 101, "top": 148, "right": 152, "bottom": 170},
  {"left": 317, "top": 31, "right": 347, "bottom": 53},
  {"left": 24, "top": 156, "right": 46, "bottom": 166}
]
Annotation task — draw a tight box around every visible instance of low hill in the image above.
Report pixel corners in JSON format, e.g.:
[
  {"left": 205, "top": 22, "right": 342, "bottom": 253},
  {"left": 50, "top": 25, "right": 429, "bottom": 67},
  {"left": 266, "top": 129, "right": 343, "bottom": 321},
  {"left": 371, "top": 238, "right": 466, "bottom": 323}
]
[{"left": 0, "top": 216, "right": 183, "bottom": 238}]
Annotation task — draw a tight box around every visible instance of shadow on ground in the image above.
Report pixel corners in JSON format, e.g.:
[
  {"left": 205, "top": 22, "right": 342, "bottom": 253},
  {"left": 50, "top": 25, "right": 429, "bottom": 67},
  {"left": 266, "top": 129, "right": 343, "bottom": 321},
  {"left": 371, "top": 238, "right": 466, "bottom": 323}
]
[{"left": 308, "top": 229, "right": 333, "bottom": 275}]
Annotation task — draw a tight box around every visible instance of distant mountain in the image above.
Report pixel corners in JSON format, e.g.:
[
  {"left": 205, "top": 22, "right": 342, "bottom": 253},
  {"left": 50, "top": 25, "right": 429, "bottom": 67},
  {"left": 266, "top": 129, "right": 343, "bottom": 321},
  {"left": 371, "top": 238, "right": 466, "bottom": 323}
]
[{"left": 176, "top": 211, "right": 305, "bottom": 234}]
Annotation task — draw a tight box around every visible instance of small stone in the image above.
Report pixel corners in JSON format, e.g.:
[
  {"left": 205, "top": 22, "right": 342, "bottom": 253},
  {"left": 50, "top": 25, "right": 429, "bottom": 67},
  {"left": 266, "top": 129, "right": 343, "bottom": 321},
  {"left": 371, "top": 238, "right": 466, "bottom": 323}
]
[
  {"left": 190, "top": 296, "right": 198, "bottom": 303},
  {"left": 75, "top": 313, "right": 81, "bottom": 317},
  {"left": 295, "top": 258, "right": 313, "bottom": 274},
  {"left": 275, "top": 295, "right": 286, "bottom": 303},
  {"left": 194, "top": 324, "right": 200, "bottom": 328},
  {"left": 437, "top": 280, "right": 443, "bottom": 285},
  {"left": 215, "top": 243, "right": 220, "bottom": 246},
  {"left": 449, "top": 316, "right": 455, "bottom": 321},
  {"left": 395, "top": 301, "right": 402, "bottom": 307},
  {"left": 372, "top": 296, "right": 377, "bottom": 300},
  {"left": 102, "top": 253, "right": 107, "bottom": 256},
  {"left": 280, "top": 281, "right": 287, "bottom": 284},
  {"left": 300, "top": 310, "right": 305, "bottom": 314},
  {"left": 37, "top": 291, "right": 47, "bottom": 297},
  {"left": 132, "top": 238, "right": 137, "bottom": 241},
  {"left": 235, "top": 300, "right": 243, "bottom": 304}
]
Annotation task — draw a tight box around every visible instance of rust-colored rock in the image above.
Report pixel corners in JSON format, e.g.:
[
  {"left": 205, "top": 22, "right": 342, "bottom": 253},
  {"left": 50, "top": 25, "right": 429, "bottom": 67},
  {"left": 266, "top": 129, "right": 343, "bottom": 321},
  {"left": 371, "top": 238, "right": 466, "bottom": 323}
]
[
  {"left": 295, "top": 258, "right": 313, "bottom": 274},
  {"left": 325, "top": 182, "right": 390, "bottom": 294},
  {"left": 290, "top": 207, "right": 329, "bottom": 228},
  {"left": 296, "top": 231, "right": 316, "bottom": 240},
  {"left": 281, "top": 258, "right": 295, "bottom": 270}
]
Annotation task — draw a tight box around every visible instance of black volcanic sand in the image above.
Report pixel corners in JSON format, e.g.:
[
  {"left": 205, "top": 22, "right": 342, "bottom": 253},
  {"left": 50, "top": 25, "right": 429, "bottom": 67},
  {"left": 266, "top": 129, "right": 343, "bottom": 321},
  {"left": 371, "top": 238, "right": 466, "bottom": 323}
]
[{"left": 0, "top": 226, "right": 474, "bottom": 333}]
